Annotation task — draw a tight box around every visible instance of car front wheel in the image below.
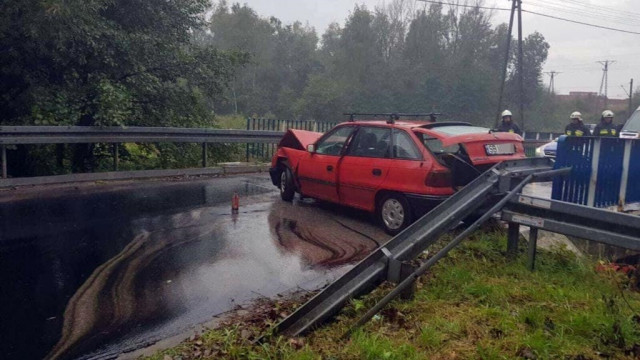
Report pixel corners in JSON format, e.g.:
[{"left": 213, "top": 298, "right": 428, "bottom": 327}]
[
  {"left": 378, "top": 193, "right": 411, "bottom": 235},
  {"left": 279, "top": 167, "right": 295, "bottom": 201}
]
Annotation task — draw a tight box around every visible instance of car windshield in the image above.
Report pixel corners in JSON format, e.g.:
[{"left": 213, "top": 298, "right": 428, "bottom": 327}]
[
  {"left": 623, "top": 108, "right": 640, "bottom": 132},
  {"left": 430, "top": 126, "right": 490, "bottom": 136}
]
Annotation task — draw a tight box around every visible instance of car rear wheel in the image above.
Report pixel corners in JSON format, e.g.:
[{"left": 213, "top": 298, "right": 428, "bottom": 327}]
[
  {"left": 378, "top": 193, "right": 411, "bottom": 235},
  {"left": 280, "top": 167, "right": 295, "bottom": 201}
]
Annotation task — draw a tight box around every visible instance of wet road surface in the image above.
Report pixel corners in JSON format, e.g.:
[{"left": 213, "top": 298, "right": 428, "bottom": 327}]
[{"left": 0, "top": 175, "right": 389, "bottom": 360}]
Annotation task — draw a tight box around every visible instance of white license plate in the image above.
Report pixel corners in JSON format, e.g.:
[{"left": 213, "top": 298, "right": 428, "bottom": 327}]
[{"left": 485, "top": 143, "right": 515, "bottom": 155}]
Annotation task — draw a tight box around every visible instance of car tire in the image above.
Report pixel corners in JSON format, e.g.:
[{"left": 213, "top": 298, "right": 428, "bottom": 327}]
[
  {"left": 279, "top": 167, "right": 295, "bottom": 202},
  {"left": 378, "top": 193, "right": 412, "bottom": 235}
]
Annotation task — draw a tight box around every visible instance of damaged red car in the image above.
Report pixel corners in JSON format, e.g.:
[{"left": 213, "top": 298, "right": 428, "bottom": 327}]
[{"left": 269, "top": 114, "right": 526, "bottom": 234}]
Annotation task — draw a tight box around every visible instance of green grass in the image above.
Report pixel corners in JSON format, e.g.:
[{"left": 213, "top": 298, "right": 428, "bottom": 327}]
[{"left": 144, "top": 230, "right": 640, "bottom": 359}]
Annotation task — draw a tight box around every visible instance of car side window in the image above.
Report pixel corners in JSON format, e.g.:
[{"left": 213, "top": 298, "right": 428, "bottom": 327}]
[
  {"left": 392, "top": 130, "right": 422, "bottom": 160},
  {"left": 347, "top": 126, "right": 391, "bottom": 158},
  {"left": 315, "top": 126, "right": 355, "bottom": 156}
]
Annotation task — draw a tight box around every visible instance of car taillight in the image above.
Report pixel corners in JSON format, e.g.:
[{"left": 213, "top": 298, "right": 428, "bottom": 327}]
[{"left": 425, "top": 169, "right": 452, "bottom": 187}]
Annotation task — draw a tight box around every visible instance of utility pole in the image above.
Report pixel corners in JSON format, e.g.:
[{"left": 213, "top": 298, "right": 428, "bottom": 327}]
[
  {"left": 630, "top": 78, "right": 634, "bottom": 115},
  {"left": 597, "top": 60, "right": 615, "bottom": 109},
  {"left": 495, "top": 0, "right": 517, "bottom": 128},
  {"left": 517, "top": 0, "right": 525, "bottom": 133},
  {"left": 544, "top": 71, "right": 561, "bottom": 94}
]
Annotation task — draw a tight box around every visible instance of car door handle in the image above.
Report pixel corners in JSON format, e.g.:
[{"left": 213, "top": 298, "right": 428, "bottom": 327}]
[
  {"left": 327, "top": 165, "right": 333, "bottom": 172},
  {"left": 372, "top": 168, "right": 382, "bottom": 176}
]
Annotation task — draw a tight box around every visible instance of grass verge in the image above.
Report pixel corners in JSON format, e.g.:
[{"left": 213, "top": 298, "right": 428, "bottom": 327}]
[{"left": 144, "top": 229, "right": 640, "bottom": 360}]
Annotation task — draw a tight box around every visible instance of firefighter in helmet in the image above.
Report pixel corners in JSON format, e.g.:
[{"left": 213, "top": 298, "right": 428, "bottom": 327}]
[
  {"left": 593, "top": 110, "right": 617, "bottom": 137},
  {"left": 496, "top": 110, "right": 522, "bottom": 135},
  {"left": 565, "top": 111, "right": 590, "bottom": 136}
]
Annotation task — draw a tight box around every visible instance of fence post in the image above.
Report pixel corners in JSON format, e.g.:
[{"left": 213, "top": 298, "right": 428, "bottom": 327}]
[
  {"left": 112, "top": 143, "right": 119, "bottom": 171},
  {"left": 507, "top": 222, "right": 520, "bottom": 258},
  {"left": 619, "top": 139, "right": 632, "bottom": 209},
  {"left": 246, "top": 118, "right": 250, "bottom": 163},
  {"left": 1, "top": 145, "right": 6, "bottom": 179},
  {"left": 586, "top": 138, "right": 601, "bottom": 207},
  {"left": 527, "top": 227, "right": 538, "bottom": 271},
  {"left": 202, "top": 142, "right": 208, "bottom": 167}
]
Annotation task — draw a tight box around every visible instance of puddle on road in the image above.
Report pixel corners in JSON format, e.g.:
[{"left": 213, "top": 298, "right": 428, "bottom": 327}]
[{"left": 0, "top": 178, "right": 388, "bottom": 360}]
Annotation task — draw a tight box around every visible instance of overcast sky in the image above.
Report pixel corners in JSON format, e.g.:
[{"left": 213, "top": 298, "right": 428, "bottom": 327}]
[{"left": 230, "top": 0, "right": 639, "bottom": 99}]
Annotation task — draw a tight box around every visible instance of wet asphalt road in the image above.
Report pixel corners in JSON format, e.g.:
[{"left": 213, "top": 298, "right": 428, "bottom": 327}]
[{"left": 0, "top": 175, "right": 389, "bottom": 360}]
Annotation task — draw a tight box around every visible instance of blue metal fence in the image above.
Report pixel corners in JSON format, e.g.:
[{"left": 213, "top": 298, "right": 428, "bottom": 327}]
[{"left": 552, "top": 136, "right": 640, "bottom": 209}]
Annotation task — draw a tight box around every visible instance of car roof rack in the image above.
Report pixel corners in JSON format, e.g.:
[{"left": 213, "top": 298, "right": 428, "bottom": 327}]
[{"left": 344, "top": 112, "right": 441, "bottom": 124}]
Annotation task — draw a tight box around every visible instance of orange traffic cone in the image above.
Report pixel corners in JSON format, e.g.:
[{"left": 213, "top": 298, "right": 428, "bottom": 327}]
[{"left": 231, "top": 192, "right": 239, "bottom": 214}]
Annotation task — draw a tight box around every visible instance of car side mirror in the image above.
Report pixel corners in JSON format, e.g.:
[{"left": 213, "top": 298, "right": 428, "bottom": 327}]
[{"left": 307, "top": 144, "right": 315, "bottom": 153}]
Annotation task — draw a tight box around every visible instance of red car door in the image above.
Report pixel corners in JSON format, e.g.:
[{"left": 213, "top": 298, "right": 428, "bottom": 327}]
[
  {"left": 297, "top": 125, "right": 355, "bottom": 203},
  {"left": 339, "top": 126, "right": 392, "bottom": 212}
]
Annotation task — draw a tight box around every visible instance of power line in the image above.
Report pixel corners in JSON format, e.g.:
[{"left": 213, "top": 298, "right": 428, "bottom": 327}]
[
  {"left": 528, "top": 0, "right": 640, "bottom": 25},
  {"left": 414, "top": 0, "right": 640, "bottom": 35},
  {"left": 521, "top": 9, "right": 640, "bottom": 35}
]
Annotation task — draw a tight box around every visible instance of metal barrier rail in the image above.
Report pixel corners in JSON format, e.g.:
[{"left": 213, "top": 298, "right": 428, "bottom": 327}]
[
  {"left": 268, "top": 157, "right": 557, "bottom": 338},
  {"left": 0, "top": 126, "right": 284, "bottom": 179},
  {"left": 0, "top": 126, "right": 283, "bottom": 144},
  {"left": 0, "top": 125, "right": 555, "bottom": 180}
]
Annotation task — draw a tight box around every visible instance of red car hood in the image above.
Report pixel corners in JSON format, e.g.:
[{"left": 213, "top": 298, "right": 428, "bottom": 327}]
[
  {"left": 439, "top": 131, "right": 522, "bottom": 147},
  {"left": 278, "top": 129, "right": 323, "bottom": 149}
]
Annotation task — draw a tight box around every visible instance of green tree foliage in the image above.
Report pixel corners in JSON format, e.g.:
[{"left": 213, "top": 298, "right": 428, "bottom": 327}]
[
  {"left": 1, "top": 0, "right": 245, "bottom": 174},
  {"left": 207, "top": 1, "right": 550, "bottom": 129},
  {"left": 1, "top": 0, "right": 242, "bottom": 127}
]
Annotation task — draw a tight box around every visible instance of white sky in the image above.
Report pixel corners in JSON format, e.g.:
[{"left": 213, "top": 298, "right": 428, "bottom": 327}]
[{"left": 228, "top": 0, "right": 640, "bottom": 99}]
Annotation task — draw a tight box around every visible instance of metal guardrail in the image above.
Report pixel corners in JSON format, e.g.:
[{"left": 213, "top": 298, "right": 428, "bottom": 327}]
[
  {"left": 268, "top": 158, "right": 557, "bottom": 338},
  {"left": 0, "top": 125, "right": 556, "bottom": 181},
  {"left": 0, "top": 126, "right": 283, "bottom": 144},
  {"left": 0, "top": 126, "right": 284, "bottom": 179},
  {"left": 266, "top": 157, "right": 640, "bottom": 340}
]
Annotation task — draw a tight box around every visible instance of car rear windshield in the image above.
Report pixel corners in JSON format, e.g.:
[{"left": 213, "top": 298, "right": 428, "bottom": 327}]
[
  {"left": 623, "top": 109, "right": 640, "bottom": 132},
  {"left": 429, "top": 125, "right": 490, "bottom": 136}
]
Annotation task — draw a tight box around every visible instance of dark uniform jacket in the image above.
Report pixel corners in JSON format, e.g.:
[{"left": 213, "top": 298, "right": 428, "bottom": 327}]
[
  {"left": 496, "top": 121, "right": 522, "bottom": 136},
  {"left": 564, "top": 122, "right": 590, "bottom": 136},
  {"left": 593, "top": 121, "right": 617, "bottom": 137}
]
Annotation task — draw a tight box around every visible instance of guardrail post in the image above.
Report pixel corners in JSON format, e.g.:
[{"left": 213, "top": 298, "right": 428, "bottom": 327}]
[
  {"left": 112, "top": 143, "right": 119, "bottom": 171},
  {"left": 1, "top": 145, "right": 7, "bottom": 179},
  {"left": 202, "top": 142, "right": 208, "bottom": 168},
  {"left": 507, "top": 222, "right": 520, "bottom": 258},
  {"left": 527, "top": 227, "right": 538, "bottom": 271}
]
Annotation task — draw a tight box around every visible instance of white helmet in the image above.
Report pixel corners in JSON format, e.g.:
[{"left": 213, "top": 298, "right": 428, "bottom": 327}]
[
  {"left": 570, "top": 111, "right": 582, "bottom": 120},
  {"left": 501, "top": 110, "right": 512, "bottom": 118},
  {"left": 602, "top": 110, "right": 614, "bottom": 118}
]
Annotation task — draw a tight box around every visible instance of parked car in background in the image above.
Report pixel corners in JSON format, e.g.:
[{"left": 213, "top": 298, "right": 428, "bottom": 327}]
[
  {"left": 535, "top": 138, "right": 557, "bottom": 157},
  {"left": 620, "top": 106, "right": 640, "bottom": 139},
  {"left": 269, "top": 114, "right": 526, "bottom": 234}
]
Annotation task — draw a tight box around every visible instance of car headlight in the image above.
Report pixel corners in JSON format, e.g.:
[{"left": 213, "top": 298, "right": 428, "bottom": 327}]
[{"left": 535, "top": 146, "right": 543, "bottom": 157}]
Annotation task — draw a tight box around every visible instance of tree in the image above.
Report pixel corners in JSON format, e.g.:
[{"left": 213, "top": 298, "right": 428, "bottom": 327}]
[{"left": 0, "top": 0, "right": 243, "bottom": 173}]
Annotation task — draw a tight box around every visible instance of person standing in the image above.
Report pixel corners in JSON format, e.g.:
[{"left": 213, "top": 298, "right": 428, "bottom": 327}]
[
  {"left": 593, "top": 110, "right": 617, "bottom": 137},
  {"left": 565, "top": 111, "right": 590, "bottom": 136},
  {"left": 496, "top": 110, "right": 522, "bottom": 135}
]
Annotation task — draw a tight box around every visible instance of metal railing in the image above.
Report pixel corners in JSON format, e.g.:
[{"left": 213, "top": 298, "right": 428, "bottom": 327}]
[
  {"left": 0, "top": 124, "right": 560, "bottom": 181},
  {"left": 552, "top": 136, "right": 640, "bottom": 209},
  {"left": 0, "top": 126, "right": 283, "bottom": 179}
]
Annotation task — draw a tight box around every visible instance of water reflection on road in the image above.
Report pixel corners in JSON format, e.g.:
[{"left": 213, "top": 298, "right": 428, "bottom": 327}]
[{"left": 0, "top": 175, "right": 389, "bottom": 360}]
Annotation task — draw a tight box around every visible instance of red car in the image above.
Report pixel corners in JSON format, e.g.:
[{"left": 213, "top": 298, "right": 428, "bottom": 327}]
[{"left": 269, "top": 115, "right": 525, "bottom": 234}]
